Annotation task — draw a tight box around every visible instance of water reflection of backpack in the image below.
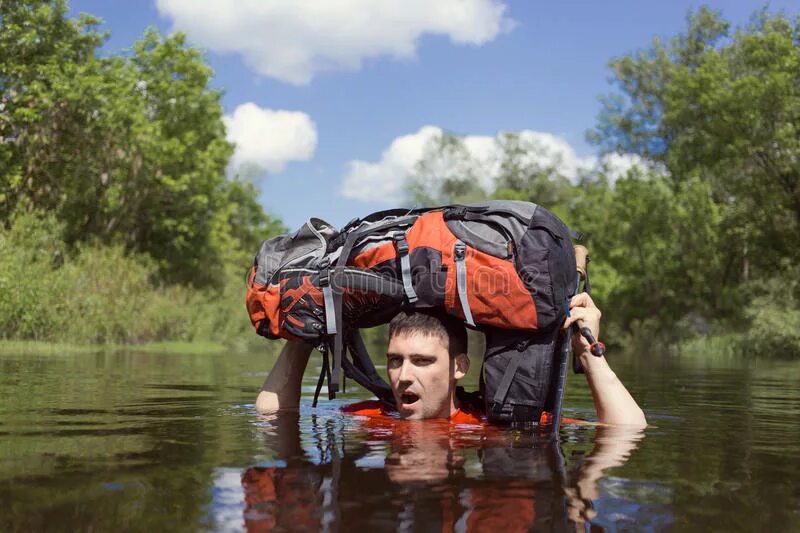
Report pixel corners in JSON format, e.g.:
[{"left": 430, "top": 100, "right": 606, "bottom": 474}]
[{"left": 246, "top": 200, "right": 582, "bottom": 427}]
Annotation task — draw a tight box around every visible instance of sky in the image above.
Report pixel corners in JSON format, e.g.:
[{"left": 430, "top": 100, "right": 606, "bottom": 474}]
[{"left": 69, "top": 0, "right": 797, "bottom": 230}]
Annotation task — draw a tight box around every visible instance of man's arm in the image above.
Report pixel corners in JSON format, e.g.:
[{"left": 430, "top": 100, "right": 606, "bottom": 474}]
[
  {"left": 255, "top": 340, "right": 314, "bottom": 414},
  {"left": 563, "top": 293, "right": 647, "bottom": 427}
]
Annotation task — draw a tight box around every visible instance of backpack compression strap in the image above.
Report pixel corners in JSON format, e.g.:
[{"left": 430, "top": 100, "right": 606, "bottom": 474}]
[
  {"left": 312, "top": 330, "right": 395, "bottom": 407},
  {"left": 342, "top": 331, "right": 394, "bottom": 405},
  {"left": 329, "top": 214, "right": 420, "bottom": 397}
]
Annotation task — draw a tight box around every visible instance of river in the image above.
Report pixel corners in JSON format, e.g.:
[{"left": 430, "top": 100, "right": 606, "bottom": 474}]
[{"left": 1, "top": 346, "right": 799, "bottom": 531}]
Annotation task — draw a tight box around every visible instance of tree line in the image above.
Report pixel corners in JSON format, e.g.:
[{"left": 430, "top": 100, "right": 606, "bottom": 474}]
[
  {"left": 407, "top": 7, "right": 800, "bottom": 356},
  {"left": 2, "top": 2, "right": 797, "bottom": 355},
  {"left": 0, "top": 1, "right": 283, "bottom": 345}
]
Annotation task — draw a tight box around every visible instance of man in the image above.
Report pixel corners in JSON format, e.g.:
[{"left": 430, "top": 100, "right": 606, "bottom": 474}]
[{"left": 256, "top": 293, "right": 646, "bottom": 427}]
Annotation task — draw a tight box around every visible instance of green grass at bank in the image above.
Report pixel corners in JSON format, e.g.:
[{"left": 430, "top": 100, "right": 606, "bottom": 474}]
[
  {"left": 3, "top": 214, "right": 798, "bottom": 360},
  {"left": 0, "top": 339, "right": 233, "bottom": 356},
  {"left": 0, "top": 338, "right": 284, "bottom": 356},
  {"left": 0, "top": 213, "right": 264, "bottom": 350}
]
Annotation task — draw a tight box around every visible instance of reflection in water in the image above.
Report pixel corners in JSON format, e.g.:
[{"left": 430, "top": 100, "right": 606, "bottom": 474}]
[
  {"left": 564, "top": 426, "right": 646, "bottom": 527},
  {"left": 236, "top": 412, "right": 646, "bottom": 532},
  {"left": 6, "top": 350, "right": 800, "bottom": 531}
]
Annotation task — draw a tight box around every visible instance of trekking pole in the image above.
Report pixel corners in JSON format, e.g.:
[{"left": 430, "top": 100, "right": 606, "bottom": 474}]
[{"left": 551, "top": 244, "right": 593, "bottom": 434}]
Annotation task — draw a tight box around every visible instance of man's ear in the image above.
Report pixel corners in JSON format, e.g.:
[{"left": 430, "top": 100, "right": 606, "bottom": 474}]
[{"left": 453, "top": 353, "right": 470, "bottom": 381}]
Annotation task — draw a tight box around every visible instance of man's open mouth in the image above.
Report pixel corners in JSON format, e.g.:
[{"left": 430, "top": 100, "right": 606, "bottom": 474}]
[{"left": 400, "top": 392, "right": 420, "bottom": 406}]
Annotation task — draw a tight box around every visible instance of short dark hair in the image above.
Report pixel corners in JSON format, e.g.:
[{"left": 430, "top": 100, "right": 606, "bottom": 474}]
[{"left": 388, "top": 310, "right": 467, "bottom": 358}]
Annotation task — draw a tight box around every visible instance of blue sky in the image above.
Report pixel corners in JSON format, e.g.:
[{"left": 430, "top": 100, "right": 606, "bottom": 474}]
[{"left": 70, "top": 0, "right": 797, "bottom": 230}]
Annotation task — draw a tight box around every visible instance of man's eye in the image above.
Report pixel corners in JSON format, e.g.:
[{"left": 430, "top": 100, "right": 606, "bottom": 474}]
[
  {"left": 413, "top": 357, "right": 435, "bottom": 366},
  {"left": 387, "top": 357, "right": 402, "bottom": 368}
]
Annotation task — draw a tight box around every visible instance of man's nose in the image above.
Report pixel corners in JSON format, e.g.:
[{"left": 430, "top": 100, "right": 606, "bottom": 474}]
[{"left": 398, "top": 360, "right": 413, "bottom": 383}]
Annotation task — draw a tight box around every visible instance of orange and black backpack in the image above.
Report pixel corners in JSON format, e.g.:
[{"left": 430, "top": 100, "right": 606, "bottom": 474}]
[{"left": 246, "top": 200, "right": 586, "bottom": 428}]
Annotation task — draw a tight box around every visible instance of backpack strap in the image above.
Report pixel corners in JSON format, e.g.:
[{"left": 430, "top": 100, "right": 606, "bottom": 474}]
[
  {"left": 394, "top": 234, "right": 418, "bottom": 304},
  {"left": 341, "top": 330, "right": 395, "bottom": 406},
  {"left": 549, "top": 329, "right": 572, "bottom": 433},
  {"left": 328, "top": 215, "right": 420, "bottom": 396},
  {"left": 313, "top": 346, "right": 331, "bottom": 408},
  {"left": 311, "top": 329, "right": 395, "bottom": 406},
  {"left": 454, "top": 240, "right": 476, "bottom": 327},
  {"left": 318, "top": 259, "right": 337, "bottom": 335},
  {"left": 491, "top": 349, "right": 523, "bottom": 408},
  {"left": 330, "top": 266, "right": 344, "bottom": 397}
]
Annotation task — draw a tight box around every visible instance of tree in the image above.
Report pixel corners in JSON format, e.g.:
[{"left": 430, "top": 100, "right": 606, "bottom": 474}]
[
  {"left": 406, "top": 131, "right": 575, "bottom": 216},
  {"left": 491, "top": 132, "right": 576, "bottom": 222},
  {"left": 0, "top": 1, "right": 282, "bottom": 286},
  {"left": 570, "top": 170, "right": 728, "bottom": 337},
  {"left": 406, "top": 132, "right": 489, "bottom": 206},
  {"left": 589, "top": 7, "right": 800, "bottom": 280},
  {"left": 1, "top": 0, "right": 106, "bottom": 217}
]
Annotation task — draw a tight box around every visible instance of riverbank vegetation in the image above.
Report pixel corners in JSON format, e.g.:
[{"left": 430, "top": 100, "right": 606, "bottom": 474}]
[
  {"left": 1, "top": 1, "right": 283, "bottom": 348},
  {"left": 406, "top": 7, "right": 800, "bottom": 357},
  {"left": 2, "top": 2, "right": 798, "bottom": 356}
]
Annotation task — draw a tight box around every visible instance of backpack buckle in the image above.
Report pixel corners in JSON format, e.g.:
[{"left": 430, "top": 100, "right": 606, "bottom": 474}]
[
  {"left": 393, "top": 233, "right": 409, "bottom": 254},
  {"left": 318, "top": 259, "right": 330, "bottom": 286}
]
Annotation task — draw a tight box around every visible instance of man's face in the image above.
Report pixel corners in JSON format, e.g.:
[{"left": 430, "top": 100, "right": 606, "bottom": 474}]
[{"left": 386, "top": 333, "right": 465, "bottom": 420}]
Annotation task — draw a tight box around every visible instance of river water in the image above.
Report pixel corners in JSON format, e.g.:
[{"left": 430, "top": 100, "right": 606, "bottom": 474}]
[{"left": 1, "top": 346, "right": 799, "bottom": 531}]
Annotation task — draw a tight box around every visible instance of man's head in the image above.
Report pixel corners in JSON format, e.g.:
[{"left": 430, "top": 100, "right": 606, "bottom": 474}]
[{"left": 386, "top": 311, "right": 469, "bottom": 420}]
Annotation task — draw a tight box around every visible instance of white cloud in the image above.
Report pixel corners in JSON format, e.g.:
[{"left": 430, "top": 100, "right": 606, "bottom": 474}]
[
  {"left": 599, "top": 152, "right": 663, "bottom": 182},
  {"left": 223, "top": 102, "right": 317, "bottom": 176},
  {"left": 512, "top": 131, "right": 596, "bottom": 180},
  {"left": 342, "top": 126, "right": 442, "bottom": 202},
  {"left": 155, "top": 0, "right": 513, "bottom": 84},
  {"left": 341, "top": 127, "right": 655, "bottom": 202}
]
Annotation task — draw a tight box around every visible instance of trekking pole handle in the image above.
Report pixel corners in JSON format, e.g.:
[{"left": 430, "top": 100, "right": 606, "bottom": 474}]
[
  {"left": 579, "top": 327, "right": 606, "bottom": 357},
  {"left": 574, "top": 244, "right": 589, "bottom": 281}
]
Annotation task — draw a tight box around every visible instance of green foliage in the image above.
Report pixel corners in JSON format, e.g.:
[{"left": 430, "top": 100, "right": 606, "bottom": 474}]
[
  {"left": 590, "top": 7, "right": 800, "bottom": 279},
  {"left": 570, "top": 171, "right": 729, "bottom": 338},
  {"left": 406, "top": 131, "right": 574, "bottom": 219},
  {"left": 406, "top": 132, "right": 490, "bottom": 205},
  {"left": 492, "top": 132, "right": 574, "bottom": 217},
  {"left": 740, "top": 265, "right": 800, "bottom": 357},
  {"left": 584, "top": 6, "right": 800, "bottom": 349},
  {"left": 0, "top": 209, "right": 70, "bottom": 338},
  {"left": 403, "top": 7, "right": 800, "bottom": 354},
  {"left": 0, "top": 1, "right": 287, "bottom": 347},
  {"left": 0, "top": 211, "right": 263, "bottom": 346},
  {"left": 1, "top": 0, "right": 284, "bottom": 287}
]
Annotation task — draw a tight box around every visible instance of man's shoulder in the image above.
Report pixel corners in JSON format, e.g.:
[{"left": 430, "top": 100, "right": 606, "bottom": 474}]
[
  {"left": 341, "top": 399, "right": 485, "bottom": 425},
  {"left": 449, "top": 406, "right": 483, "bottom": 425},
  {"left": 340, "top": 399, "right": 581, "bottom": 427}
]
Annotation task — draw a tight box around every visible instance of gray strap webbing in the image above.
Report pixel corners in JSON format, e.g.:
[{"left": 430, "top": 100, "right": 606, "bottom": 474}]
[
  {"left": 319, "top": 265, "right": 337, "bottom": 335},
  {"left": 492, "top": 352, "right": 522, "bottom": 407},
  {"left": 322, "top": 285, "right": 337, "bottom": 334},
  {"left": 396, "top": 236, "right": 418, "bottom": 304},
  {"left": 454, "top": 240, "right": 475, "bottom": 327}
]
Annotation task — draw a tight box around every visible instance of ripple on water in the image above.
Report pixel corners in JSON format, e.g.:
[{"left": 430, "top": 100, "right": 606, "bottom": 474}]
[{"left": 2, "top": 351, "right": 800, "bottom": 531}]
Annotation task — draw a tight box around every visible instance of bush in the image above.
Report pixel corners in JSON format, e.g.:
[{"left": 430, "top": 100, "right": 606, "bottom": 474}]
[
  {"left": 740, "top": 267, "right": 800, "bottom": 358},
  {"left": 0, "top": 211, "right": 257, "bottom": 347},
  {"left": 0, "top": 211, "right": 71, "bottom": 339}
]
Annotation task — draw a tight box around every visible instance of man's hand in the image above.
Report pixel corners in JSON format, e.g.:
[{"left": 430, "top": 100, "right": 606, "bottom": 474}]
[
  {"left": 562, "top": 293, "right": 647, "bottom": 427},
  {"left": 563, "top": 292, "right": 601, "bottom": 359}
]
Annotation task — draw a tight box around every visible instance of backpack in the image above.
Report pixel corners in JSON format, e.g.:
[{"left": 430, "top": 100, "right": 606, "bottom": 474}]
[{"left": 246, "top": 200, "right": 584, "bottom": 428}]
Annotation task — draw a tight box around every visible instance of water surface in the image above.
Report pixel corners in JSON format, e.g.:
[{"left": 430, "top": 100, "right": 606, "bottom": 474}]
[{"left": 1, "top": 348, "right": 799, "bottom": 531}]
